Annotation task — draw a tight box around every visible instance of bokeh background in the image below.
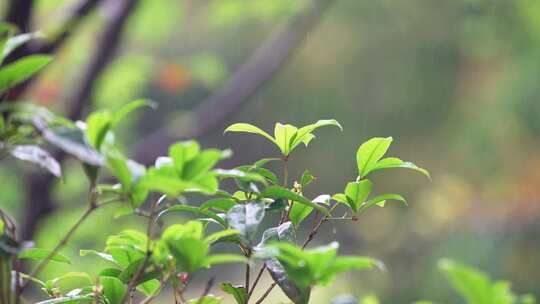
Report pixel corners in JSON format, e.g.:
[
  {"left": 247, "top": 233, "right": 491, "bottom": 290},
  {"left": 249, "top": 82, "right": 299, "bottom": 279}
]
[{"left": 1, "top": 0, "right": 540, "bottom": 302}]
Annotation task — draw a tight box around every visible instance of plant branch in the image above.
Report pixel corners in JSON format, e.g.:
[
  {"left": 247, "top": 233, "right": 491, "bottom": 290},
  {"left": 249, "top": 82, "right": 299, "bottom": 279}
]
[
  {"left": 66, "top": 0, "right": 139, "bottom": 120},
  {"left": 197, "top": 277, "right": 215, "bottom": 304},
  {"left": 302, "top": 203, "right": 338, "bottom": 249},
  {"left": 139, "top": 271, "right": 172, "bottom": 304},
  {"left": 247, "top": 264, "right": 267, "bottom": 300},
  {"left": 245, "top": 262, "right": 251, "bottom": 292},
  {"left": 5, "top": 0, "right": 34, "bottom": 33},
  {"left": 32, "top": 0, "right": 102, "bottom": 55},
  {"left": 20, "top": 184, "right": 99, "bottom": 291},
  {"left": 254, "top": 282, "right": 277, "bottom": 304},
  {"left": 122, "top": 195, "right": 158, "bottom": 303}
]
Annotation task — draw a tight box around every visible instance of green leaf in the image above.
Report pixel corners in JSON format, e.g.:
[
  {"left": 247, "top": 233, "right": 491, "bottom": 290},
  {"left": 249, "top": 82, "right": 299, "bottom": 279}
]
[
  {"left": 344, "top": 180, "right": 373, "bottom": 212},
  {"left": 104, "top": 230, "right": 147, "bottom": 268},
  {"left": 356, "top": 137, "right": 393, "bottom": 178},
  {"left": 359, "top": 194, "right": 406, "bottom": 212},
  {"left": 224, "top": 123, "right": 277, "bottom": 145},
  {"left": 168, "top": 238, "right": 209, "bottom": 273},
  {"left": 106, "top": 152, "right": 132, "bottom": 191},
  {"left": 18, "top": 248, "right": 71, "bottom": 264},
  {"left": 137, "top": 279, "right": 160, "bottom": 296},
  {"left": 221, "top": 282, "right": 248, "bottom": 304},
  {"left": 204, "top": 229, "right": 241, "bottom": 244},
  {"left": 289, "top": 202, "right": 313, "bottom": 227},
  {"left": 188, "top": 295, "right": 223, "bottom": 304},
  {"left": 332, "top": 193, "right": 349, "bottom": 205},
  {"left": 289, "top": 119, "right": 343, "bottom": 151},
  {"left": 226, "top": 201, "right": 265, "bottom": 245},
  {"left": 85, "top": 111, "right": 112, "bottom": 150},
  {"left": 261, "top": 186, "right": 328, "bottom": 215},
  {"left": 10, "top": 145, "right": 61, "bottom": 177},
  {"left": 184, "top": 149, "right": 224, "bottom": 180},
  {"left": 169, "top": 141, "right": 200, "bottom": 177},
  {"left": 204, "top": 254, "right": 247, "bottom": 266},
  {"left": 99, "top": 268, "right": 122, "bottom": 277},
  {"left": 274, "top": 123, "right": 297, "bottom": 155},
  {"left": 100, "top": 276, "right": 126, "bottom": 304},
  {"left": 113, "top": 205, "right": 135, "bottom": 219},
  {"left": 260, "top": 242, "right": 381, "bottom": 293},
  {"left": 438, "top": 259, "right": 525, "bottom": 304},
  {"left": 200, "top": 198, "right": 236, "bottom": 212},
  {"left": 111, "top": 99, "right": 156, "bottom": 127},
  {"left": 300, "top": 170, "right": 315, "bottom": 187},
  {"left": 161, "top": 222, "right": 211, "bottom": 273},
  {"left": 0, "top": 55, "right": 52, "bottom": 93},
  {"left": 438, "top": 259, "right": 493, "bottom": 304},
  {"left": 235, "top": 165, "right": 279, "bottom": 185},
  {"left": 80, "top": 249, "right": 117, "bottom": 264},
  {"left": 369, "top": 157, "right": 430, "bottom": 179},
  {"left": 253, "top": 158, "right": 280, "bottom": 167},
  {"left": 163, "top": 221, "right": 205, "bottom": 240},
  {"left": 323, "top": 256, "right": 383, "bottom": 280},
  {"left": 138, "top": 166, "right": 192, "bottom": 197},
  {"left": 158, "top": 205, "right": 227, "bottom": 227}
]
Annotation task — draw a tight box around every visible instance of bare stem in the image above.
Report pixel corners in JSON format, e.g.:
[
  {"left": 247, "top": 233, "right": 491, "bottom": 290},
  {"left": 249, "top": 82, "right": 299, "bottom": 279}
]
[
  {"left": 21, "top": 185, "right": 100, "bottom": 291},
  {"left": 254, "top": 282, "right": 277, "bottom": 304},
  {"left": 122, "top": 197, "right": 158, "bottom": 303},
  {"left": 245, "top": 262, "right": 251, "bottom": 292},
  {"left": 197, "top": 278, "right": 215, "bottom": 304},
  {"left": 247, "top": 264, "right": 267, "bottom": 300},
  {"left": 139, "top": 272, "right": 172, "bottom": 304},
  {"left": 302, "top": 204, "right": 338, "bottom": 249}
]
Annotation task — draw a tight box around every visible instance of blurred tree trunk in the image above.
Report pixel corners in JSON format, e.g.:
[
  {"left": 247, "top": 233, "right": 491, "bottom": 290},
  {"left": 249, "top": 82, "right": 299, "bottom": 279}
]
[
  {"left": 15, "top": 0, "right": 335, "bottom": 240},
  {"left": 5, "top": 0, "right": 34, "bottom": 33},
  {"left": 21, "top": 0, "right": 140, "bottom": 240}
]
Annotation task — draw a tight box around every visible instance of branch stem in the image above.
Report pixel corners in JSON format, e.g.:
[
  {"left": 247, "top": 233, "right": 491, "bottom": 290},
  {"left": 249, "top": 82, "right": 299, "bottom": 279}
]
[{"left": 22, "top": 184, "right": 99, "bottom": 290}]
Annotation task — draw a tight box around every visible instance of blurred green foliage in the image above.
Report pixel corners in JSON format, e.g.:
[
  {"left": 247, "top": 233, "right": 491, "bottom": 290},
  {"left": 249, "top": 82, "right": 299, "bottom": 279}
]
[{"left": 2, "top": 0, "right": 540, "bottom": 302}]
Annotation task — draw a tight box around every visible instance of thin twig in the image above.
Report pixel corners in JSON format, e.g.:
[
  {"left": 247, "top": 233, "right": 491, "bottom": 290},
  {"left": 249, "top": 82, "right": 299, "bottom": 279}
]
[
  {"left": 21, "top": 184, "right": 99, "bottom": 291},
  {"left": 302, "top": 204, "right": 338, "bottom": 249},
  {"left": 197, "top": 278, "right": 215, "bottom": 304},
  {"left": 139, "top": 272, "right": 172, "bottom": 304},
  {"left": 245, "top": 262, "right": 251, "bottom": 292},
  {"left": 122, "top": 196, "right": 158, "bottom": 303},
  {"left": 254, "top": 282, "right": 277, "bottom": 304},
  {"left": 247, "top": 264, "right": 267, "bottom": 300}
]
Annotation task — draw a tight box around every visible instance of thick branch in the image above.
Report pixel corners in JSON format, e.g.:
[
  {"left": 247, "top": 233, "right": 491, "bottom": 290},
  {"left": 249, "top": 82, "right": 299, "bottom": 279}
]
[
  {"left": 5, "top": 0, "right": 34, "bottom": 33},
  {"left": 66, "top": 0, "right": 139, "bottom": 120},
  {"left": 2, "top": 0, "right": 103, "bottom": 101},
  {"left": 33, "top": 0, "right": 102, "bottom": 54},
  {"left": 20, "top": 0, "right": 140, "bottom": 240},
  {"left": 134, "top": 0, "right": 334, "bottom": 164}
]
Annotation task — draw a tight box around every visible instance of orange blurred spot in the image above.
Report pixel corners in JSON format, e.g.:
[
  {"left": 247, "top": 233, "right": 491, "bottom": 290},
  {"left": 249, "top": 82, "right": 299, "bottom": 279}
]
[
  {"left": 155, "top": 64, "right": 192, "bottom": 93},
  {"left": 34, "top": 81, "right": 61, "bottom": 105}
]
